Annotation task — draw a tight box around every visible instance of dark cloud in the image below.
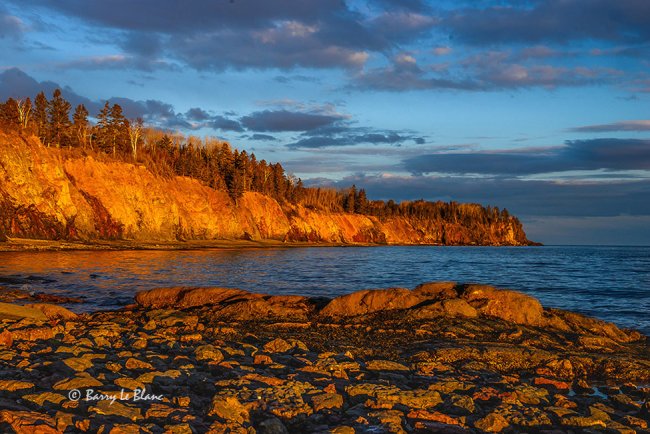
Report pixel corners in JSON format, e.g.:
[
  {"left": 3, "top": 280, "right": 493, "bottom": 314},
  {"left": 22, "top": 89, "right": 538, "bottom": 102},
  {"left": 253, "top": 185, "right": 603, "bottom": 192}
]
[
  {"left": 250, "top": 134, "right": 278, "bottom": 141},
  {"left": 185, "top": 108, "right": 211, "bottom": 122},
  {"left": 287, "top": 129, "right": 417, "bottom": 149},
  {"left": 403, "top": 139, "right": 650, "bottom": 175},
  {"left": 241, "top": 109, "right": 346, "bottom": 132},
  {"left": 0, "top": 6, "right": 24, "bottom": 39},
  {"left": 570, "top": 120, "right": 650, "bottom": 132},
  {"left": 444, "top": 0, "right": 650, "bottom": 45},
  {"left": 209, "top": 116, "right": 244, "bottom": 132}
]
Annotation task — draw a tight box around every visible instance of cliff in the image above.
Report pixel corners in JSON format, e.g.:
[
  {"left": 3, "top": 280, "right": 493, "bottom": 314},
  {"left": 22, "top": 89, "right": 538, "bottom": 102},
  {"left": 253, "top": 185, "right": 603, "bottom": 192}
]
[{"left": 0, "top": 132, "right": 533, "bottom": 246}]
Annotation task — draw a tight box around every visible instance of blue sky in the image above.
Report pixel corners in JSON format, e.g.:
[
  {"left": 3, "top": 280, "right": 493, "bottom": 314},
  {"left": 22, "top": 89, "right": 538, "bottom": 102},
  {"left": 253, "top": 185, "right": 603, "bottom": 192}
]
[{"left": 1, "top": 0, "right": 649, "bottom": 245}]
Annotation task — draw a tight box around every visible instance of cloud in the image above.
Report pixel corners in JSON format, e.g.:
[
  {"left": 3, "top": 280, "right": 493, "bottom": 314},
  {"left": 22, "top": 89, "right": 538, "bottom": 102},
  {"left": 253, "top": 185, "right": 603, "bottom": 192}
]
[
  {"left": 287, "top": 128, "right": 420, "bottom": 149},
  {"left": 0, "top": 6, "right": 24, "bottom": 39},
  {"left": 209, "top": 115, "right": 244, "bottom": 132},
  {"left": 443, "top": 0, "right": 650, "bottom": 45},
  {"left": 240, "top": 109, "right": 347, "bottom": 132},
  {"left": 315, "top": 173, "right": 650, "bottom": 219},
  {"left": 403, "top": 139, "right": 650, "bottom": 175},
  {"left": 249, "top": 134, "right": 278, "bottom": 141},
  {"left": 570, "top": 120, "right": 650, "bottom": 132},
  {"left": 55, "top": 55, "right": 178, "bottom": 72},
  {"left": 13, "top": 0, "right": 393, "bottom": 71}
]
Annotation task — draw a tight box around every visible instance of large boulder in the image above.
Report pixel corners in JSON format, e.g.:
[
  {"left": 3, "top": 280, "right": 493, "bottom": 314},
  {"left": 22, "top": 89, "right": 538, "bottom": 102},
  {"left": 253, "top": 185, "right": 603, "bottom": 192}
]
[
  {"left": 134, "top": 287, "right": 254, "bottom": 309},
  {"left": 460, "top": 284, "right": 544, "bottom": 326},
  {"left": 412, "top": 282, "right": 458, "bottom": 300},
  {"left": 319, "top": 288, "right": 422, "bottom": 318},
  {"left": 0, "top": 302, "right": 76, "bottom": 321}
]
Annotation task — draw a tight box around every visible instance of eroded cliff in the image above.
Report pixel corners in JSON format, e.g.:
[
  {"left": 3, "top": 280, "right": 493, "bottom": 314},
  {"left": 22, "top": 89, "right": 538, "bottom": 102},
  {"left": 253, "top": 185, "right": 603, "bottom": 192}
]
[{"left": 0, "top": 132, "right": 533, "bottom": 245}]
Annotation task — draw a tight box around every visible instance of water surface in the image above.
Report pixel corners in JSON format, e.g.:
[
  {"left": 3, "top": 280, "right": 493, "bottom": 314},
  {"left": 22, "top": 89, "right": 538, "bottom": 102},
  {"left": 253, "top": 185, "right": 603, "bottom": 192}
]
[{"left": 0, "top": 246, "right": 648, "bottom": 334}]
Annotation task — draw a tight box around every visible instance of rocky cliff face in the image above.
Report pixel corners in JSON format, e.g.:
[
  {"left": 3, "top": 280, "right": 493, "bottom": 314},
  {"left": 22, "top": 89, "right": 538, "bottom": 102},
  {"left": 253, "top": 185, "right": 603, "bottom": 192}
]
[{"left": 0, "top": 132, "right": 532, "bottom": 245}]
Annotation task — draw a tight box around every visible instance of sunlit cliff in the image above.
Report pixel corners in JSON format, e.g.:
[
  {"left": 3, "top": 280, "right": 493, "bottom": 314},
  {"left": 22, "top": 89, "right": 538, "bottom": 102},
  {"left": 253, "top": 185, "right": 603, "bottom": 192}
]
[{"left": 0, "top": 132, "right": 533, "bottom": 246}]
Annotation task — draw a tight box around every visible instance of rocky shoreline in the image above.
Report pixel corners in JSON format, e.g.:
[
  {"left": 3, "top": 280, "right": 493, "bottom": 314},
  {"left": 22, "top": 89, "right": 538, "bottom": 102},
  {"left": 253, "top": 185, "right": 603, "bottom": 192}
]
[{"left": 0, "top": 283, "right": 648, "bottom": 433}]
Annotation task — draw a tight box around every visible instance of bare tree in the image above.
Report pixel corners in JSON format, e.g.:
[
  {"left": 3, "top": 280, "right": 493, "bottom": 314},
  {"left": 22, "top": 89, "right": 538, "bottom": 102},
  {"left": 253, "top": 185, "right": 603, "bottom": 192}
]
[
  {"left": 128, "top": 117, "right": 143, "bottom": 159},
  {"left": 16, "top": 98, "right": 32, "bottom": 130}
]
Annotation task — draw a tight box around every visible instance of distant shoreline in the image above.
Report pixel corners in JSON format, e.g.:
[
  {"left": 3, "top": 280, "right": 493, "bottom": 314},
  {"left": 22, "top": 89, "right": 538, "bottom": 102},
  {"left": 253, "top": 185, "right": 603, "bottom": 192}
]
[{"left": 0, "top": 237, "right": 540, "bottom": 252}]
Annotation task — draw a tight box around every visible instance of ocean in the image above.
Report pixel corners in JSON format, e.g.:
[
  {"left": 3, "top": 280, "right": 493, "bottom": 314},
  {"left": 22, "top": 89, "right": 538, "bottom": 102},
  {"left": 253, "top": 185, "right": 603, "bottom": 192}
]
[{"left": 1, "top": 245, "right": 648, "bottom": 334}]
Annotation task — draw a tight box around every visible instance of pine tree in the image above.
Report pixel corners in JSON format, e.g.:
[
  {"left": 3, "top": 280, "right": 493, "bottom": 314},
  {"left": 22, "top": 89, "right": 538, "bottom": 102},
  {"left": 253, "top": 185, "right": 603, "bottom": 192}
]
[
  {"left": 48, "top": 89, "right": 72, "bottom": 148},
  {"left": 34, "top": 92, "right": 48, "bottom": 144},
  {"left": 72, "top": 104, "right": 89, "bottom": 148}
]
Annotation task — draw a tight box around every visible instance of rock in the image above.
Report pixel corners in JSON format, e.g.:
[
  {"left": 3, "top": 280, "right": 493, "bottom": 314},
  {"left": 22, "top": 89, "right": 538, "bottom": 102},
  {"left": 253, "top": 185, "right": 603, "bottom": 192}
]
[
  {"left": 263, "top": 337, "right": 307, "bottom": 353},
  {"left": 0, "top": 302, "right": 47, "bottom": 321},
  {"left": 53, "top": 372, "right": 103, "bottom": 390},
  {"left": 319, "top": 288, "right": 421, "bottom": 317},
  {"left": 412, "top": 299, "right": 477, "bottom": 319},
  {"left": 0, "top": 410, "right": 59, "bottom": 434},
  {"left": 474, "top": 412, "right": 510, "bottom": 432},
  {"left": 257, "top": 416, "right": 289, "bottom": 434},
  {"left": 89, "top": 400, "right": 142, "bottom": 422},
  {"left": 310, "top": 392, "right": 344, "bottom": 412},
  {"left": 22, "top": 392, "right": 67, "bottom": 406},
  {"left": 63, "top": 357, "right": 94, "bottom": 372},
  {"left": 27, "top": 303, "right": 78, "bottom": 320},
  {"left": 208, "top": 394, "right": 249, "bottom": 424},
  {"left": 215, "top": 295, "right": 314, "bottom": 321},
  {"left": 0, "top": 330, "right": 13, "bottom": 347},
  {"left": 124, "top": 357, "right": 154, "bottom": 370},
  {"left": 0, "top": 380, "right": 34, "bottom": 391},
  {"left": 365, "top": 360, "right": 410, "bottom": 371},
  {"left": 135, "top": 286, "right": 252, "bottom": 309},
  {"left": 412, "top": 282, "right": 458, "bottom": 300},
  {"left": 461, "top": 284, "right": 544, "bottom": 326},
  {"left": 195, "top": 344, "right": 224, "bottom": 362}
]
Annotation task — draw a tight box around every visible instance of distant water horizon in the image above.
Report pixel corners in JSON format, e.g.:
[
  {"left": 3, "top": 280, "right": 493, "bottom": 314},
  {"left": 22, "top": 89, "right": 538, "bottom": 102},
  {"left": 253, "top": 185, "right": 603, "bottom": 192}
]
[{"left": 0, "top": 245, "right": 648, "bottom": 335}]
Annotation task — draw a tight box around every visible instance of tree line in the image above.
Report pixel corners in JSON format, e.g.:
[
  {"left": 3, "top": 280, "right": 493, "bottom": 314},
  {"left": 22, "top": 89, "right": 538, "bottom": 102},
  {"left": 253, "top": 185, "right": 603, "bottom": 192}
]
[{"left": 0, "top": 91, "right": 518, "bottom": 227}]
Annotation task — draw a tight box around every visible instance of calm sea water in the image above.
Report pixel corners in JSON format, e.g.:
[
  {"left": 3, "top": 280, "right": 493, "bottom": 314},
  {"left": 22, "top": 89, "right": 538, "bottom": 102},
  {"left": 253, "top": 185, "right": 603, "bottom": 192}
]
[{"left": 0, "top": 246, "right": 648, "bottom": 335}]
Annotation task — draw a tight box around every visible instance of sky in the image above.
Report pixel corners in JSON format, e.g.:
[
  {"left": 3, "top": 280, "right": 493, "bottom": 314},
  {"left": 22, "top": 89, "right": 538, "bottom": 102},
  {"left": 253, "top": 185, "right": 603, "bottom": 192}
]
[{"left": 0, "top": 0, "right": 649, "bottom": 245}]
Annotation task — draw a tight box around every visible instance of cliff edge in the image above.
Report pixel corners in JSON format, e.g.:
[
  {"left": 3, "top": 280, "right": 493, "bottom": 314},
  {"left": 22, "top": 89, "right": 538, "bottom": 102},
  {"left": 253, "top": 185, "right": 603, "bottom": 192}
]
[{"left": 0, "top": 132, "right": 533, "bottom": 246}]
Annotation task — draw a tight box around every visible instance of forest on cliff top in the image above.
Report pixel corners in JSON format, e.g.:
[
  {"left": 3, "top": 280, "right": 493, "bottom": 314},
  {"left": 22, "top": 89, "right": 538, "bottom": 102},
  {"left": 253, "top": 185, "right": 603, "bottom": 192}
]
[{"left": 0, "top": 90, "right": 519, "bottom": 230}]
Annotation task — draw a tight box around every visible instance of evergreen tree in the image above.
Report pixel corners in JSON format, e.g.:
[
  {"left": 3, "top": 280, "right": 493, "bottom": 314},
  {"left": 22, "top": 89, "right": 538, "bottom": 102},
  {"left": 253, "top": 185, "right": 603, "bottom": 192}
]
[
  {"left": 48, "top": 89, "right": 72, "bottom": 148},
  {"left": 33, "top": 92, "right": 48, "bottom": 145},
  {"left": 72, "top": 104, "right": 90, "bottom": 148}
]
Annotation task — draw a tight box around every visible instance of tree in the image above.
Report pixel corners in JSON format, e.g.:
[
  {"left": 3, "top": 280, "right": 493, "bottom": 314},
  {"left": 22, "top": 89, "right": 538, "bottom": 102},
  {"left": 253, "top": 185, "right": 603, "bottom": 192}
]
[
  {"left": 48, "top": 89, "right": 72, "bottom": 148},
  {"left": 16, "top": 98, "right": 32, "bottom": 130},
  {"left": 128, "top": 117, "right": 143, "bottom": 159},
  {"left": 34, "top": 92, "right": 48, "bottom": 145},
  {"left": 72, "top": 104, "right": 90, "bottom": 148}
]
